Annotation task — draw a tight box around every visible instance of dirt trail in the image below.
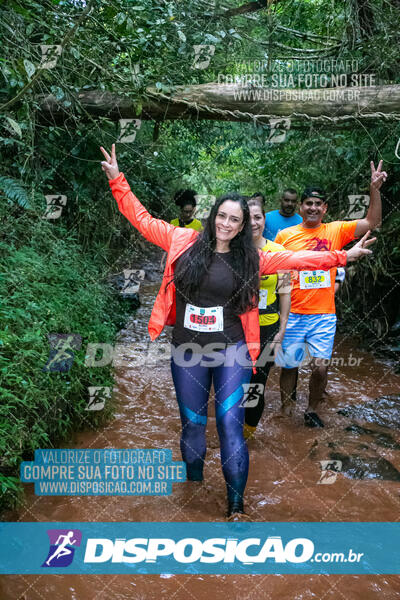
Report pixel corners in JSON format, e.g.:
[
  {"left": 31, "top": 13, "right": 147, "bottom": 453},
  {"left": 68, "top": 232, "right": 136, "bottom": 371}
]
[{"left": 2, "top": 277, "right": 400, "bottom": 599}]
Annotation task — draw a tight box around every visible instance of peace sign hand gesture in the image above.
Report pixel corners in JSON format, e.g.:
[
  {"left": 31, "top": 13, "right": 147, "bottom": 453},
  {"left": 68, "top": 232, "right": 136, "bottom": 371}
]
[
  {"left": 346, "top": 230, "right": 376, "bottom": 262},
  {"left": 370, "top": 160, "right": 387, "bottom": 191},
  {"left": 100, "top": 143, "right": 120, "bottom": 181}
]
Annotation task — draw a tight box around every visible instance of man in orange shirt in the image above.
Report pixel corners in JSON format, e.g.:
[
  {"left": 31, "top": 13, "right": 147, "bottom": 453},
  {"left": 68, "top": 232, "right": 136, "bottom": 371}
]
[{"left": 275, "top": 161, "right": 387, "bottom": 427}]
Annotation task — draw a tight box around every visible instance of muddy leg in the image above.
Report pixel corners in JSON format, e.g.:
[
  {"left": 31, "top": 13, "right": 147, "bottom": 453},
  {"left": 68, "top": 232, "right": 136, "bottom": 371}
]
[
  {"left": 308, "top": 361, "right": 328, "bottom": 409},
  {"left": 280, "top": 367, "right": 298, "bottom": 416}
]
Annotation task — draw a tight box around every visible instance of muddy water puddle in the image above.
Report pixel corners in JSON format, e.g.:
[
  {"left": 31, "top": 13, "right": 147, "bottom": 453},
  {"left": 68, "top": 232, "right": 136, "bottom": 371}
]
[{"left": 2, "top": 277, "right": 400, "bottom": 599}]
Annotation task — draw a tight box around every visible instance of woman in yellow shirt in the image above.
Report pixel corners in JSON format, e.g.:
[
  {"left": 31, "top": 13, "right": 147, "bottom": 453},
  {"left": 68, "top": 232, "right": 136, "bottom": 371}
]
[
  {"left": 160, "top": 190, "right": 204, "bottom": 270},
  {"left": 244, "top": 195, "right": 291, "bottom": 439},
  {"left": 170, "top": 189, "right": 203, "bottom": 231}
]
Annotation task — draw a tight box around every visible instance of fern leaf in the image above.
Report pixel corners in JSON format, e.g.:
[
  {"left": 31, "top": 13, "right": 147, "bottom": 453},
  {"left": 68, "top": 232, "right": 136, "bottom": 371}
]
[{"left": 0, "top": 176, "right": 30, "bottom": 208}]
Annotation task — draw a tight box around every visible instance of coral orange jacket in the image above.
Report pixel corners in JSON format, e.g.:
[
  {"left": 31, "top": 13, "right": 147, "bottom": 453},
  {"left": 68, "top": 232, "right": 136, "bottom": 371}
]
[{"left": 109, "top": 173, "right": 347, "bottom": 367}]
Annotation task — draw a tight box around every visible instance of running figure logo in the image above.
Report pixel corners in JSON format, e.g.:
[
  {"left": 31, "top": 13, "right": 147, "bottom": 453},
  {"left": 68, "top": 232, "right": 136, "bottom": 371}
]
[
  {"left": 42, "top": 529, "right": 82, "bottom": 568},
  {"left": 267, "top": 118, "right": 291, "bottom": 144},
  {"left": 317, "top": 460, "right": 342, "bottom": 484},
  {"left": 240, "top": 383, "right": 264, "bottom": 408},
  {"left": 191, "top": 45, "right": 215, "bottom": 70},
  {"left": 42, "top": 333, "right": 82, "bottom": 373},
  {"left": 43, "top": 194, "right": 67, "bottom": 220},
  {"left": 347, "top": 195, "right": 369, "bottom": 219},
  {"left": 86, "top": 386, "right": 111, "bottom": 411}
]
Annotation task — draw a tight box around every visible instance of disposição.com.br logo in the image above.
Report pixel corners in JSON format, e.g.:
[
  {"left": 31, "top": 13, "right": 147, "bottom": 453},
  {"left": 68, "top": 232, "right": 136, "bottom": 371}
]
[{"left": 41, "top": 529, "right": 82, "bottom": 567}]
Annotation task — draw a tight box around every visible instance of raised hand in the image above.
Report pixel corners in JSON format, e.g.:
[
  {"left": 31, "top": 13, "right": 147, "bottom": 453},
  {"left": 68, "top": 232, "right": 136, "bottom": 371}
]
[
  {"left": 346, "top": 230, "right": 376, "bottom": 262},
  {"left": 370, "top": 160, "right": 387, "bottom": 191},
  {"left": 100, "top": 143, "right": 120, "bottom": 180}
]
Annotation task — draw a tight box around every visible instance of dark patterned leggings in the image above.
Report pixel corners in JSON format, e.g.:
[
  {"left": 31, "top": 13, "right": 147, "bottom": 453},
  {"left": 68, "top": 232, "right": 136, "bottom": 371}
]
[{"left": 171, "top": 341, "right": 252, "bottom": 506}]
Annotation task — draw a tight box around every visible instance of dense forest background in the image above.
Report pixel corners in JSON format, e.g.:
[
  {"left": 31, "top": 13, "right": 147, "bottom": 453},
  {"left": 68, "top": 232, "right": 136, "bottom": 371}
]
[{"left": 1, "top": 0, "right": 399, "bottom": 511}]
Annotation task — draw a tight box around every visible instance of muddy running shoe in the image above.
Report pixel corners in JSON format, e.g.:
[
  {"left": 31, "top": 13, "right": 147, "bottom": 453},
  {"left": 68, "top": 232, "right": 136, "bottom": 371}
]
[
  {"left": 227, "top": 500, "right": 244, "bottom": 518},
  {"left": 227, "top": 502, "right": 252, "bottom": 522},
  {"left": 243, "top": 423, "right": 256, "bottom": 440},
  {"left": 186, "top": 459, "right": 204, "bottom": 481},
  {"left": 227, "top": 511, "right": 252, "bottom": 522},
  {"left": 304, "top": 412, "right": 325, "bottom": 428}
]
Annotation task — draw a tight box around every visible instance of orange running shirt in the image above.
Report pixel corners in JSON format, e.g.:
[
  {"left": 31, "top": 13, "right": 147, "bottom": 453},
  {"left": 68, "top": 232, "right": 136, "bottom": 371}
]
[{"left": 275, "top": 220, "right": 358, "bottom": 314}]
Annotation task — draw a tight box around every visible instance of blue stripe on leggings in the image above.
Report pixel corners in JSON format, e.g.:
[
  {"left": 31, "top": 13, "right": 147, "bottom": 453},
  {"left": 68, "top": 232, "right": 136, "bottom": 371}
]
[
  {"left": 216, "top": 385, "right": 244, "bottom": 421},
  {"left": 180, "top": 403, "right": 207, "bottom": 426}
]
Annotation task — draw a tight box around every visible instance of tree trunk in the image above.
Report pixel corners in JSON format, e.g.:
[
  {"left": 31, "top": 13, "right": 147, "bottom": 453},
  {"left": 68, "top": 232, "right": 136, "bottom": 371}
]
[
  {"left": 38, "top": 84, "right": 400, "bottom": 126},
  {"left": 221, "top": 0, "right": 270, "bottom": 17},
  {"left": 355, "top": 0, "right": 376, "bottom": 37}
]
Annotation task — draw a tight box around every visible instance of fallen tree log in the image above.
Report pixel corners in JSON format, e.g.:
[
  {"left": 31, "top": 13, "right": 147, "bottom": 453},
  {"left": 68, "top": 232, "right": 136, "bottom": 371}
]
[{"left": 38, "top": 83, "right": 400, "bottom": 126}]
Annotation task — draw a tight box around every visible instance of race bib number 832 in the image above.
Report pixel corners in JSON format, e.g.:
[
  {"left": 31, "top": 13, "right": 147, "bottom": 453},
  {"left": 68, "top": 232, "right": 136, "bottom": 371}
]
[{"left": 299, "top": 270, "right": 331, "bottom": 289}]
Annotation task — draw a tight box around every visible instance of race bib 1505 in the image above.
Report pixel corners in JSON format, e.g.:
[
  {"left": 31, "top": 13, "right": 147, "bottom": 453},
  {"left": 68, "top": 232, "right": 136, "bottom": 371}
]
[{"left": 184, "top": 304, "right": 224, "bottom": 332}]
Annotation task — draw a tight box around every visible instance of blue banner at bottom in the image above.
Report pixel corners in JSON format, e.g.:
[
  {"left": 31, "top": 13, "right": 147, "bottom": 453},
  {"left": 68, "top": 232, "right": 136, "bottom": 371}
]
[{"left": 0, "top": 522, "right": 398, "bottom": 575}]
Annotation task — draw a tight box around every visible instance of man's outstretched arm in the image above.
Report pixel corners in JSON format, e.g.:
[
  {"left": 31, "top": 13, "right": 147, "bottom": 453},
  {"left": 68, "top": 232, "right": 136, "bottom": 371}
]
[{"left": 355, "top": 160, "right": 387, "bottom": 237}]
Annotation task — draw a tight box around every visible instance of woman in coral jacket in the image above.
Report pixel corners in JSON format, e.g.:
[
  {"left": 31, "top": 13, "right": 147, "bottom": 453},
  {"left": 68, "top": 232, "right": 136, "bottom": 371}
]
[{"left": 101, "top": 144, "right": 374, "bottom": 519}]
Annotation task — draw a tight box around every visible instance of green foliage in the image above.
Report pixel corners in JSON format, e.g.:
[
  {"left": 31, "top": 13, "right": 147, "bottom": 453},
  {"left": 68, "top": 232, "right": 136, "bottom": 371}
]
[
  {"left": 0, "top": 0, "right": 399, "bottom": 512},
  {"left": 0, "top": 218, "right": 130, "bottom": 511},
  {"left": 0, "top": 176, "right": 30, "bottom": 208}
]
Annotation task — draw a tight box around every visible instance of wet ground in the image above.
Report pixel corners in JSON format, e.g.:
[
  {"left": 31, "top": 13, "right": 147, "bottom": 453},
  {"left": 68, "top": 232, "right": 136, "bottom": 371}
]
[{"left": 1, "top": 273, "right": 400, "bottom": 599}]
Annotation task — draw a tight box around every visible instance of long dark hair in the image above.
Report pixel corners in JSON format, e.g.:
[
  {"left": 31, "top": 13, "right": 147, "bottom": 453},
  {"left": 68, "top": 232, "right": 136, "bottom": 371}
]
[{"left": 173, "top": 192, "right": 260, "bottom": 314}]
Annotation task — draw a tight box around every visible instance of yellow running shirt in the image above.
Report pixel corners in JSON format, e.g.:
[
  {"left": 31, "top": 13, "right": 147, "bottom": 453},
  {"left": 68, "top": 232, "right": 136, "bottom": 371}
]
[
  {"left": 259, "top": 239, "right": 286, "bottom": 326},
  {"left": 170, "top": 218, "right": 203, "bottom": 232}
]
